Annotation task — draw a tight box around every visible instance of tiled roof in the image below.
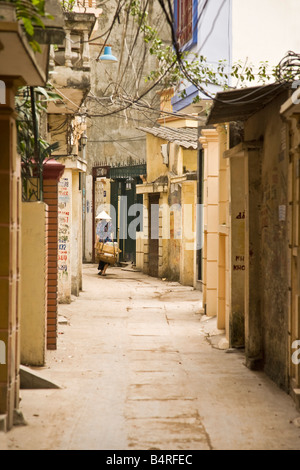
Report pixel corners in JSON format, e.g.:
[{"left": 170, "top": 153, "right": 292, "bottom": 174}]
[{"left": 137, "top": 126, "right": 198, "bottom": 149}]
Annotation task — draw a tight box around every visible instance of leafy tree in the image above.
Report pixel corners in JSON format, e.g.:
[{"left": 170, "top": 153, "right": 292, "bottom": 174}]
[{"left": 16, "top": 85, "right": 62, "bottom": 200}]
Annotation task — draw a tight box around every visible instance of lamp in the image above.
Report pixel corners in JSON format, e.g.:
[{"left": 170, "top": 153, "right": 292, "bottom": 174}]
[
  {"left": 81, "top": 132, "right": 88, "bottom": 147},
  {"left": 126, "top": 177, "right": 134, "bottom": 190},
  {"left": 98, "top": 46, "right": 118, "bottom": 63}
]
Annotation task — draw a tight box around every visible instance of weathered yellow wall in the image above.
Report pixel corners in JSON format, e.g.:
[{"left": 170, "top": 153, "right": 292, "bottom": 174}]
[
  {"left": 140, "top": 131, "right": 197, "bottom": 284},
  {"left": 20, "top": 202, "right": 47, "bottom": 366},
  {"left": 284, "top": 102, "right": 300, "bottom": 399},
  {"left": 229, "top": 153, "right": 245, "bottom": 346},
  {"left": 243, "top": 92, "right": 290, "bottom": 388},
  {"left": 183, "top": 149, "right": 197, "bottom": 172},
  {"left": 169, "top": 143, "right": 182, "bottom": 176},
  {"left": 146, "top": 134, "right": 168, "bottom": 183}
]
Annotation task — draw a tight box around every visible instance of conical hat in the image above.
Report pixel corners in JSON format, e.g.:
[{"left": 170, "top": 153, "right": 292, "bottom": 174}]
[{"left": 96, "top": 210, "right": 112, "bottom": 220}]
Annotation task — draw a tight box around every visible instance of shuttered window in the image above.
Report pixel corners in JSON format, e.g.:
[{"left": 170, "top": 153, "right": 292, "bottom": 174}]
[{"left": 176, "top": 0, "right": 193, "bottom": 48}]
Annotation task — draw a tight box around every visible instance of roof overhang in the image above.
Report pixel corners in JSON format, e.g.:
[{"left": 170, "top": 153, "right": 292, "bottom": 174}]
[
  {"left": 137, "top": 125, "right": 198, "bottom": 150},
  {"left": 206, "top": 83, "right": 290, "bottom": 125}
]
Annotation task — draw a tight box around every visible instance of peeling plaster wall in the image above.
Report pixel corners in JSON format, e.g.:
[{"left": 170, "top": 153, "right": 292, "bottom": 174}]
[{"left": 244, "top": 92, "right": 290, "bottom": 389}]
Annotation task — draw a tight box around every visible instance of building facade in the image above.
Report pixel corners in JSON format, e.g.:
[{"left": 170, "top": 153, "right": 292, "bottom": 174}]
[
  {"left": 136, "top": 118, "right": 200, "bottom": 286},
  {"left": 172, "top": 0, "right": 300, "bottom": 111},
  {"left": 47, "top": 9, "right": 97, "bottom": 303},
  {"left": 204, "top": 82, "right": 300, "bottom": 405},
  {"left": 0, "top": 0, "right": 64, "bottom": 430}
]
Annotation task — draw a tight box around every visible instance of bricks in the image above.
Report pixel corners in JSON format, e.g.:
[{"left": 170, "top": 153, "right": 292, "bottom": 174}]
[{"left": 44, "top": 179, "right": 59, "bottom": 350}]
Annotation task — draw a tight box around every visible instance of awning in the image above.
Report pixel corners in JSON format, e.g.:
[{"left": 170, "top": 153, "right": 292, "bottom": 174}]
[{"left": 206, "top": 83, "right": 290, "bottom": 125}]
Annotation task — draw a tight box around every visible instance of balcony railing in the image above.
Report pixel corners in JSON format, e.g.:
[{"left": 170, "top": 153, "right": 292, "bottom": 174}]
[{"left": 49, "top": 10, "right": 97, "bottom": 70}]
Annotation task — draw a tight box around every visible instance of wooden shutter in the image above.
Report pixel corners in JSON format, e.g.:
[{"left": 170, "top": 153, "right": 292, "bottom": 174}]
[{"left": 177, "top": 0, "right": 193, "bottom": 47}]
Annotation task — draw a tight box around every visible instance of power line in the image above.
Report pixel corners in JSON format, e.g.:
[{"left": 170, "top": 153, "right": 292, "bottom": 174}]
[
  {"left": 198, "top": 0, "right": 227, "bottom": 52},
  {"left": 86, "top": 1, "right": 299, "bottom": 119},
  {"left": 155, "top": 1, "right": 298, "bottom": 107}
]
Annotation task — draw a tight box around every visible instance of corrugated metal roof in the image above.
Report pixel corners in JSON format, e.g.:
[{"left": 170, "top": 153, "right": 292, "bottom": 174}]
[
  {"left": 206, "top": 83, "right": 290, "bottom": 125},
  {"left": 137, "top": 126, "right": 198, "bottom": 149}
]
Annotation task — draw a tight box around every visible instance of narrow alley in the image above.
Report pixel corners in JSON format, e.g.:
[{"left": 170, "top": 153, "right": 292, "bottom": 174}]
[{"left": 1, "top": 264, "right": 300, "bottom": 451}]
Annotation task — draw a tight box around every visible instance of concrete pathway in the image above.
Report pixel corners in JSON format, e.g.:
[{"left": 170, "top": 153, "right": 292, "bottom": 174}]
[{"left": 1, "top": 264, "right": 300, "bottom": 450}]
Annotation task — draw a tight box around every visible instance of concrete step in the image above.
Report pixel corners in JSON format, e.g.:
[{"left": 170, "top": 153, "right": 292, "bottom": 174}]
[{"left": 20, "top": 365, "right": 60, "bottom": 389}]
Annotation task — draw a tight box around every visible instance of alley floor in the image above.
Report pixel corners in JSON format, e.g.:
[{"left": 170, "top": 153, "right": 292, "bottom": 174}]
[{"left": 1, "top": 264, "right": 300, "bottom": 450}]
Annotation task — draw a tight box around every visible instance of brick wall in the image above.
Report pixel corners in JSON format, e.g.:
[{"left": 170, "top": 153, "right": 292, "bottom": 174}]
[{"left": 43, "top": 180, "right": 59, "bottom": 350}]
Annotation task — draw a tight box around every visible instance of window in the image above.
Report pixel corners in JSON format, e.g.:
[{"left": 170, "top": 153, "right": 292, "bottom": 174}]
[{"left": 175, "top": 0, "right": 194, "bottom": 48}]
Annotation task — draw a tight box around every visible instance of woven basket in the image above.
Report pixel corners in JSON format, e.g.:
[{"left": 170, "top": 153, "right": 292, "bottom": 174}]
[{"left": 95, "top": 241, "right": 121, "bottom": 265}]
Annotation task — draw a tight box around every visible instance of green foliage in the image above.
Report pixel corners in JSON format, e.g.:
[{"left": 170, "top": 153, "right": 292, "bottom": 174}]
[
  {"left": 3, "top": 0, "right": 54, "bottom": 51},
  {"left": 60, "top": 0, "right": 75, "bottom": 12},
  {"left": 16, "top": 84, "right": 62, "bottom": 199}
]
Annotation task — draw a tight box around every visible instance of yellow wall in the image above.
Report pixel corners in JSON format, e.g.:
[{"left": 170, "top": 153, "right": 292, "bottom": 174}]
[
  {"left": 21, "top": 202, "right": 47, "bottom": 366},
  {"left": 183, "top": 149, "right": 197, "bottom": 172},
  {"left": 146, "top": 134, "right": 168, "bottom": 182},
  {"left": 140, "top": 130, "right": 197, "bottom": 287}
]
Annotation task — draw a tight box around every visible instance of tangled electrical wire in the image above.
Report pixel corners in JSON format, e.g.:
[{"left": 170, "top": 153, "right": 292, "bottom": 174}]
[{"left": 86, "top": 0, "right": 300, "bottom": 119}]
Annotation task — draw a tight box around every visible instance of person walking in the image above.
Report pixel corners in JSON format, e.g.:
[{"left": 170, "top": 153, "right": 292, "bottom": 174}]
[{"left": 95, "top": 211, "right": 113, "bottom": 276}]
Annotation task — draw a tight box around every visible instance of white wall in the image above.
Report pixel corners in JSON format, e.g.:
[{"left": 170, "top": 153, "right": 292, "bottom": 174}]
[
  {"left": 232, "top": 0, "right": 300, "bottom": 76},
  {"left": 58, "top": 170, "right": 72, "bottom": 303}
]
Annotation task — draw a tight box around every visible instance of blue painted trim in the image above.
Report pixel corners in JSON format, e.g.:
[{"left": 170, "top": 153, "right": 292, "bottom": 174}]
[{"left": 171, "top": 84, "right": 199, "bottom": 112}]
